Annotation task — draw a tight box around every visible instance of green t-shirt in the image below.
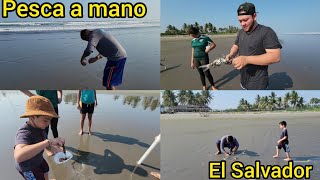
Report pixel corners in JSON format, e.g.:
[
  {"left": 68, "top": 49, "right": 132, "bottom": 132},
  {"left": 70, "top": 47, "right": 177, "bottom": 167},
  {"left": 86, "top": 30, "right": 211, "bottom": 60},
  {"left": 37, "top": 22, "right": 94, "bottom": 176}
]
[
  {"left": 36, "top": 90, "right": 58, "bottom": 108},
  {"left": 191, "top": 35, "right": 213, "bottom": 59}
]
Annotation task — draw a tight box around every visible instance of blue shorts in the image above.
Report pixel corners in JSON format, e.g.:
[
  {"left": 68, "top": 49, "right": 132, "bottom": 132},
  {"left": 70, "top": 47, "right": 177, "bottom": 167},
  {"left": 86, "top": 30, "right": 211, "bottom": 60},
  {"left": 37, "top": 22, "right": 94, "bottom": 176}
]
[
  {"left": 18, "top": 159, "right": 49, "bottom": 180},
  {"left": 103, "top": 58, "right": 127, "bottom": 88}
]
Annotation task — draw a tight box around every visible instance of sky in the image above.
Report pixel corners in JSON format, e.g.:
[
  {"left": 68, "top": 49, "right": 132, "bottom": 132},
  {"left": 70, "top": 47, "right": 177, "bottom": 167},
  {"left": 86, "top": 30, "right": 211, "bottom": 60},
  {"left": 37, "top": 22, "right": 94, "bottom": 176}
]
[
  {"left": 0, "top": 0, "right": 160, "bottom": 21},
  {"left": 161, "top": 91, "right": 320, "bottom": 110},
  {"left": 161, "top": 0, "right": 320, "bottom": 34}
]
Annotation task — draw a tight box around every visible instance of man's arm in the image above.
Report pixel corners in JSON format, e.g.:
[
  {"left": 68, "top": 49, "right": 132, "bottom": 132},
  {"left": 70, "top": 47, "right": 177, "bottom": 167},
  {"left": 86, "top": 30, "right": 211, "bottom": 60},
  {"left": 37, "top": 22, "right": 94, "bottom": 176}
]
[
  {"left": 220, "top": 137, "right": 228, "bottom": 154},
  {"left": 226, "top": 44, "right": 239, "bottom": 60},
  {"left": 94, "top": 90, "right": 98, "bottom": 106}
]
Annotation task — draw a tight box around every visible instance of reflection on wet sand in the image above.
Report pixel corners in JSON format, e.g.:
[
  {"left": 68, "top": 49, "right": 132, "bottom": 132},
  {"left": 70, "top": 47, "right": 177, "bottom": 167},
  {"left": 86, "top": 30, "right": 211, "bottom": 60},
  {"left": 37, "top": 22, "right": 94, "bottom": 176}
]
[{"left": 1, "top": 91, "right": 160, "bottom": 180}]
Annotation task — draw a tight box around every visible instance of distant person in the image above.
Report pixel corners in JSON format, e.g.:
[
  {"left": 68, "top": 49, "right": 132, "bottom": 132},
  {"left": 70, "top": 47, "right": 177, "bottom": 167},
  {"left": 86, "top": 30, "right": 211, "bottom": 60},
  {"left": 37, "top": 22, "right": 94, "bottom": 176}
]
[
  {"left": 188, "top": 27, "right": 218, "bottom": 90},
  {"left": 226, "top": 2, "right": 282, "bottom": 90},
  {"left": 273, "top": 121, "right": 291, "bottom": 161},
  {"left": 77, "top": 90, "right": 97, "bottom": 135},
  {"left": 21, "top": 90, "right": 62, "bottom": 138},
  {"left": 215, "top": 135, "right": 239, "bottom": 155},
  {"left": 14, "top": 96, "right": 65, "bottom": 180},
  {"left": 80, "top": 29, "right": 127, "bottom": 90}
]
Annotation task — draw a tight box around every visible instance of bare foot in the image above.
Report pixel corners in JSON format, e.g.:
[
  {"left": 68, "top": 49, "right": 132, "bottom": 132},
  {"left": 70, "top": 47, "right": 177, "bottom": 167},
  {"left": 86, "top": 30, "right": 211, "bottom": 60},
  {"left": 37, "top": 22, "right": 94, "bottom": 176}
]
[
  {"left": 202, "top": 86, "right": 207, "bottom": 90},
  {"left": 88, "top": 131, "right": 92, "bottom": 135},
  {"left": 150, "top": 172, "right": 160, "bottom": 179},
  {"left": 215, "top": 151, "right": 221, "bottom": 155},
  {"left": 273, "top": 155, "right": 279, "bottom": 158},
  {"left": 284, "top": 158, "right": 292, "bottom": 161},
  {"left": 79, "top": 131, "right": 83, "bottom": 136},
  {"left": 211, "top": 86, "right": 219, "bottom": 90}
]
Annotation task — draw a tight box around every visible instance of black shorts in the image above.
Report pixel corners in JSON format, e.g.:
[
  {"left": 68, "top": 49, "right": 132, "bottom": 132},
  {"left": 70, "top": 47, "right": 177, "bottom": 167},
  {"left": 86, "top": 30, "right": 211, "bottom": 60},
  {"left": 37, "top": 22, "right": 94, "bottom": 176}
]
[
  {"left": 277, "top": 143, "right": 290, "bottom": 153},
  {"left": 80, "top": 102, "right": 94, "bottom": 114}
]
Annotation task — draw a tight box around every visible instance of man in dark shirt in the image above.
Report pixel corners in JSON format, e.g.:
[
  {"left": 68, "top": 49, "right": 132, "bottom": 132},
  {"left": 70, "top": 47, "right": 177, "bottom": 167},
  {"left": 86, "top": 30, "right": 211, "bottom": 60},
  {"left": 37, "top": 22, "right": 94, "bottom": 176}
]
[
  {"left": 226, "top": 2, "right": 282, "bottom": 90},
  {"left": 273, "top": 121, "right": 291, "bottom": 161}
]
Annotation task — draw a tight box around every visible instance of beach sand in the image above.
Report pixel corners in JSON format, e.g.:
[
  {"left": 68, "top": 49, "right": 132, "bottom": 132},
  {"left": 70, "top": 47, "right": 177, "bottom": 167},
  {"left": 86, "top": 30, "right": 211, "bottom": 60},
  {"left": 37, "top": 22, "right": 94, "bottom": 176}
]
[
  {"left": 161, "top": 112, "right": 320, "bottom": 180},
  {"left": 0, "top": 91, "right": 160, "bottom": 180},
  {"left": 161, "top": 34, "right": 320, "bottom": 90}
]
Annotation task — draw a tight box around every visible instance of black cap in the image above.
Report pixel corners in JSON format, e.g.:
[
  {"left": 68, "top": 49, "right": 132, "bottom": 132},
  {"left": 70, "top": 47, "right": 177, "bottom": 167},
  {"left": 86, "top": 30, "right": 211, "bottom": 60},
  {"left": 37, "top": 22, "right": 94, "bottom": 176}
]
[{"left": 238, "top": 2, "right": 256, "bottom": 16}]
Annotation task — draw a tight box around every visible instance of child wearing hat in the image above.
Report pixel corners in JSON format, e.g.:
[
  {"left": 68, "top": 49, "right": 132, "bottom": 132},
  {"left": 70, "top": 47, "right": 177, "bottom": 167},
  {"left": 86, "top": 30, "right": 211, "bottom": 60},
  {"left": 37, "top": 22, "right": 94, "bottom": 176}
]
[{"left": 14, "top": 96, "right": 65, "bottom": 180}]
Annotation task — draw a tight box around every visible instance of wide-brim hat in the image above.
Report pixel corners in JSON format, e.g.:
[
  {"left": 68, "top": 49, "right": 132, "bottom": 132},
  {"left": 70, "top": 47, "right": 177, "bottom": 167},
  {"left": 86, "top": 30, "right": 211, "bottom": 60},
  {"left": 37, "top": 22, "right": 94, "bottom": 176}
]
[{"left": 20, "top": 96, "right": 59, "bottom": 118}]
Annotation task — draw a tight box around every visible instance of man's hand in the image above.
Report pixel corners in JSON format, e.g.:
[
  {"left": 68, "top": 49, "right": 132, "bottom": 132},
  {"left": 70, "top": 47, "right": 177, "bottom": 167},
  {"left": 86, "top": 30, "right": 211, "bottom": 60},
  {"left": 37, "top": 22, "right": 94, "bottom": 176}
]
[
  {"left": 88, "top": 57, "right": 98, "bottom": 64},
  {"left": 80, "top": 59, "right": 87, "bottom": 66},
  {"left": 232, "top": 56, "right": 248, "bottom": 70},
  {"left": 95, "top": 101, "right": 98, "bottom": 107}
]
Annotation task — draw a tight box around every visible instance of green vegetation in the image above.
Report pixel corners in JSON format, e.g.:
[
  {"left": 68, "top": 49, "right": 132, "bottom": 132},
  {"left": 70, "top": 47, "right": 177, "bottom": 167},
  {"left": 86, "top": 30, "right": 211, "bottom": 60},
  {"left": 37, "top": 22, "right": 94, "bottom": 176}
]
[
  {"left": 161, "top": 22, "right": 239, "bottom": 36},
  {"left": 222, "top": 91, "right": 320, "bottom": 113}
]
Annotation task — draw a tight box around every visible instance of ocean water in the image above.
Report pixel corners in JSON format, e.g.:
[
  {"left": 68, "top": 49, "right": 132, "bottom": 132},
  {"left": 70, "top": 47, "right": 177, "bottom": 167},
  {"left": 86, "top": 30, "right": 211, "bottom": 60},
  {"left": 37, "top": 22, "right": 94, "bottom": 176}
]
[{"left": 0, "top": 20, "right": 160, "bottom": 89}]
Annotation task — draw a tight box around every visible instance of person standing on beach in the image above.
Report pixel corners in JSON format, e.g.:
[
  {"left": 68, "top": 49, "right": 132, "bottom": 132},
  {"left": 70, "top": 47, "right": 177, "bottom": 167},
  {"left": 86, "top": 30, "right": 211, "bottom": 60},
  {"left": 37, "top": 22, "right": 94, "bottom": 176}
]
[
  {"left": 21, "top": 90, "right": 62, "bottom": 138},
  {"left": 226, "top": 2, "right": 282, "bottom": 90},
  {"left": 273, "top": 121, "right": 291, "bottom": 161},
  {"left": 80, "top": 29, "right": 127, "bottom": 90},
  {"left": 14, "top": 96, "right": 65, "bottom": 180},
  {"left": 189, "top": 27, "right": 218, "bottom": 90},
  {"left": 77, "top": 90, "right": 97, "bottom": 135}
]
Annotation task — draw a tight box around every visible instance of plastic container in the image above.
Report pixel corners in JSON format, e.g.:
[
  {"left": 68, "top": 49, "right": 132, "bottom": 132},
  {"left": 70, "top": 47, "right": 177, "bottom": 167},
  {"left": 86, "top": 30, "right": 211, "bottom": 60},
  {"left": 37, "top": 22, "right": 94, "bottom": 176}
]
[{"left": 54, "top": 151, "right": 73, "bottom": 164}]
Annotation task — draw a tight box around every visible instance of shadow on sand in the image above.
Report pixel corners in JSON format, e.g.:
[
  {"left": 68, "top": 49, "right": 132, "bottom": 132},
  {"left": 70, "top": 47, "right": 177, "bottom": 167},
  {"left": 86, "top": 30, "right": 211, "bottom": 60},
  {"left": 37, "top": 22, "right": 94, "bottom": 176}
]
[
  {"left": 215, "top": 69, "right": 240, "bottom": 88},
  {"left": 161, "top": 64, "right": 182, "bottom": 73},
  {"left": 67, "top": 146, "right": 148, "bottom": 176},
  {"left": 268, "top": 72, "right": 293, "bottom": 90},
  {"left": 91, "top": 132, "right": 150, "bottom": 148}
]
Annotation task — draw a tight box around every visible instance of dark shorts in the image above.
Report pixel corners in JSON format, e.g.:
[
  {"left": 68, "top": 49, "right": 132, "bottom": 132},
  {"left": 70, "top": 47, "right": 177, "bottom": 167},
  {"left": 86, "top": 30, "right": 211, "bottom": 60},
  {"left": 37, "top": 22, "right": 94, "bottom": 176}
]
[
  {"left": 80, "top": 102, "right": 94, "bottom": 114},
  {"left": 216, "top": 140, "right": 237, "bottom": 150},
  {"left": 18, "top": 159, "right": 49, "bottom": 180},
  {"left": 103, "top": 58, "right": 127, "bottom": 88},
  {"left": 277, "top": 143, "right": 290, "bottom": 153}
]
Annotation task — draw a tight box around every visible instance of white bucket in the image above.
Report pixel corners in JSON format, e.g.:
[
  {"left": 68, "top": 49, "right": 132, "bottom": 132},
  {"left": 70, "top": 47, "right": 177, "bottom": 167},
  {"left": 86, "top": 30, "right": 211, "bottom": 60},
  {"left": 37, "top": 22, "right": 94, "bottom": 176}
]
[{"left": 54, "top": 151, "right": 73, "bottom": 164}]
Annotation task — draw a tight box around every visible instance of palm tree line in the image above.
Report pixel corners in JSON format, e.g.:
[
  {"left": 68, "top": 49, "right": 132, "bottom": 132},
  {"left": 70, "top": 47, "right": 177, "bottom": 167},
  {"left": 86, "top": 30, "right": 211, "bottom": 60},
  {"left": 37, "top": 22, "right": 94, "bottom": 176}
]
[
  {"left": 234, "top": 91, "right": 320, "bottom": 112},
  {"left": 162, "top": 22, "right": 239, "bottom": 35},
  {"left": 161, "top": 90, "right": 213, "bottom": 108}
]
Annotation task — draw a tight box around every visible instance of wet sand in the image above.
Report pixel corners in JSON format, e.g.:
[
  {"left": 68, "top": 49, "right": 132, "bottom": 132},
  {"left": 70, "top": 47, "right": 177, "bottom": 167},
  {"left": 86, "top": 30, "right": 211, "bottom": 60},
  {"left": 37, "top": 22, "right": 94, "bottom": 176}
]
[
  {"left": 161, "top": 112, "right": 320, "bottom": 180},
  {"left": 0, "top": 91, "right": 160, "bottom": 180},
  {"left": 0, "top": 27, "right": 160, "bottom": 90},
  {"left": 161, "top": 34, "right": 320, "bottom": 90}
]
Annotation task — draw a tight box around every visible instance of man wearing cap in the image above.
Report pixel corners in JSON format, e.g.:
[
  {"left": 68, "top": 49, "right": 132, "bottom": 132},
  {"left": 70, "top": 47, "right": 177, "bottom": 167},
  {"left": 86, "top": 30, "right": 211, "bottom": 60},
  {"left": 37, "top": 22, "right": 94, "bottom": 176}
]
[
  {"left": 226, "top": 2, "right": 282, "bottom": 90},
  {"left": 14, "top": 96, "right": 65, "bottom": 180},
  {"left": 80, "top": 29, "right": 127, "bottom": 90}
]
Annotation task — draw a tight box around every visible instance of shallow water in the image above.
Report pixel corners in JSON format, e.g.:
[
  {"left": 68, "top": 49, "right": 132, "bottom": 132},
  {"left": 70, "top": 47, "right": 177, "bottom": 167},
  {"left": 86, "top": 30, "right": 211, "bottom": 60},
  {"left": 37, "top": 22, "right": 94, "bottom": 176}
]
[
  {"left": 0, "top": 91, "right": 160, "bottom": 180},
  {"left": 0, "top": 26, "right": 160, "bottom": 89},
  {"left": 161, "top": 113, "right": 320, "bottom": 180}
]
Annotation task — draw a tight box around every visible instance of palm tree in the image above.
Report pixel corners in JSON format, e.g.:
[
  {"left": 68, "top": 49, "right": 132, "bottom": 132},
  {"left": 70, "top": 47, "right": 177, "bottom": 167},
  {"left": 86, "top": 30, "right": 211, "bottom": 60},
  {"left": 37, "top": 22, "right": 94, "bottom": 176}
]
[
  {"left": 177, "top": 90, "right": 188, "bottom": 105},
  {"left": 297, "top": 97, "right": 304, "bottom": 108},
  {"left": 310, "top": 98, "right": 320, "bottom": 106},
  {"left": 254, "top": 95, "right": 261, "bottom": 110},
  {"left": 290, "top": 91, "right": 299, "bottom": 109},
  {"left": 186, "top": 90, "right": 195, "bottom": 105},
  {"left": 269, "top": 92, "right": 277, "bottom": 110},
  {"left": 162, "top": 90, "right": 177, "bottom": 108},
  {"left": 284, "top": 92, "right": 291, "bottom": 109},
  {"left": 200, "top": 90, "right": 213, "bottom": 105},
  {"left": 182, "top": 23, "right": 188, "bottom": 33},
  {"left": 276, "top": 97, "right": 282, "bottom": 109},
  {"left": 194, "top": 22, "right": 200, "bottom": 30}
]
